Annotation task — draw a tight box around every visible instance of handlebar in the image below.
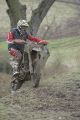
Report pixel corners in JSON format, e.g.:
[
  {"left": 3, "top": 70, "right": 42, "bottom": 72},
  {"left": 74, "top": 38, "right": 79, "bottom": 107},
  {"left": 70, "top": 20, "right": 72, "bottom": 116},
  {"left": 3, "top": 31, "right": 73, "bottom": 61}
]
[
  {"left": 24, "top": 41, "right": 47, "bottom": 52},
  {"left": 24, "top": 41, "right": 47, "bottom": 47}
]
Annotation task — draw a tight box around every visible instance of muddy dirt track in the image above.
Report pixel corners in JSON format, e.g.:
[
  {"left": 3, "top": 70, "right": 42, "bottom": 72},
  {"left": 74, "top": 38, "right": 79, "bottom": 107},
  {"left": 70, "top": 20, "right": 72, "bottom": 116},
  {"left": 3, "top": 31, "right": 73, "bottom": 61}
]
[{"left": 0, "top": 76, "right": 80, "bottom": 120}]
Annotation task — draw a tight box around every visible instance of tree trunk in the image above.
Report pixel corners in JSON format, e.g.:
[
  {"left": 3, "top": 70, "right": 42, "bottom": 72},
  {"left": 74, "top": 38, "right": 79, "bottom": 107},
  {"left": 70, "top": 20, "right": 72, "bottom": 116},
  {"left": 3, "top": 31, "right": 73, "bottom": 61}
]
[
  {"left": 28, "top": 0, "right": 56, "bottom": 35},
  {"left": 6, "top": 0, "right": 56, "bottom": 34},
  {"left": 6, "top": 0, "right": 26, "bottom": 28}
]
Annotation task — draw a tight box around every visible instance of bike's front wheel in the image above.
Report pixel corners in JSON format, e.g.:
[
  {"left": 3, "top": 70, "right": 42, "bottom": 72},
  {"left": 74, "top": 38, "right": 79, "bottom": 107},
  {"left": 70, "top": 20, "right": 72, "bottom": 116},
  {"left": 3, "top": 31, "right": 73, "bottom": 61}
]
[
  {"left": 32, "top": 55, "right": 41, "bottom": 88},
  {"left": 32, "top": 73, "right": 41, "bottom": 88}
]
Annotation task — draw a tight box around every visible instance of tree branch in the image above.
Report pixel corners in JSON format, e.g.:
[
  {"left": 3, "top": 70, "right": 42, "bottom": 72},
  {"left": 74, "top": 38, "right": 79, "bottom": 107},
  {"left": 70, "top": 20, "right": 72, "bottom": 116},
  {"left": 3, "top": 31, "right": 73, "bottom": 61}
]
[{"left": 28, "top": 0, "right": 56, "bottom": 35}]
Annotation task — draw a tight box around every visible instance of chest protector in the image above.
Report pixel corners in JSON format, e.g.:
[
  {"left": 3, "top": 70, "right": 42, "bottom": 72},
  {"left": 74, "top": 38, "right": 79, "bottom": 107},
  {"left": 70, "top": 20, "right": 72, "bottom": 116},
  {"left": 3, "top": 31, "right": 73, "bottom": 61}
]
[{"left": 8, "top": 28, "right": 28, "bottom": 53}]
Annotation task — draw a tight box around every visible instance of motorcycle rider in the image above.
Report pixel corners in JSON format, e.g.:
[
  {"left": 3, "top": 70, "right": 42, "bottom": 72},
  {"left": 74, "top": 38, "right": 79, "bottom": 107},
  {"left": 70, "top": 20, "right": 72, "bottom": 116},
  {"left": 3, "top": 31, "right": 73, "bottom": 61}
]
[{"left": 7, "top": 19, "right": 48, "bottom": 92}]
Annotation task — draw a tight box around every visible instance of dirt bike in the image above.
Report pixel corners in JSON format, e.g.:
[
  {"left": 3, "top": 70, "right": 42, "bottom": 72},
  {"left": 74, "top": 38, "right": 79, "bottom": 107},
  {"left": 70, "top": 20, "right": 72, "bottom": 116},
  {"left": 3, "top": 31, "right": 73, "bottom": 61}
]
[{"left": 11, "top": 41, "right": 50, "bottom": 91}]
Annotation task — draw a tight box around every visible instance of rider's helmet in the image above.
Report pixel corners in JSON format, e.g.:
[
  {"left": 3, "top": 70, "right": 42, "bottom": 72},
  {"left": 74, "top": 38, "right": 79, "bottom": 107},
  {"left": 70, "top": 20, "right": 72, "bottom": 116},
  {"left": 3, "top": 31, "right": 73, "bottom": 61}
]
[{"left": 17, "top": 20, "right": 29, "bottom": 34}]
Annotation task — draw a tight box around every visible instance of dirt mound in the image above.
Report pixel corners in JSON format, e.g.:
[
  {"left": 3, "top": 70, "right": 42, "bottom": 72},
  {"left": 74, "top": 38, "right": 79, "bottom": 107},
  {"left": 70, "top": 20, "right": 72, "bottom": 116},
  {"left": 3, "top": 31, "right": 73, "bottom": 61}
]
[{"left": 0, "top": 78, "right": 80, "bottom": 120}]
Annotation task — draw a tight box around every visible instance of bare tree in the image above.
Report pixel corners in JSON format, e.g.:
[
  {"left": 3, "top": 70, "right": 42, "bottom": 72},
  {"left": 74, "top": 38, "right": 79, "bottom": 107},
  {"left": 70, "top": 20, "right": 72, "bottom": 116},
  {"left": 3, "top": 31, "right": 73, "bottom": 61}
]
[{"left": 5, "top": 0, "right": 56, "bottom": 34}]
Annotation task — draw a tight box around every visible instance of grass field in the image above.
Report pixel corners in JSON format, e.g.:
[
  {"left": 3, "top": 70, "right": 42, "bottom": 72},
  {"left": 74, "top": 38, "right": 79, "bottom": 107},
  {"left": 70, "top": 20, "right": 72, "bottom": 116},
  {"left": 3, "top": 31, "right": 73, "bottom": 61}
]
[
  {"left": 1, "top": 36, "right": 80, "bottom": 87},
  {"left": 46, "top": 36, "right": 80, "bottom": 71},
  {"left": 0, "top": 36, "right": 80, "bottom": 88},
  {"left": 0, "top": 36, "right": 80, "bottom": 120},
  {"left": 1, "top": 36, "right": 80, "bottom": 69}
]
